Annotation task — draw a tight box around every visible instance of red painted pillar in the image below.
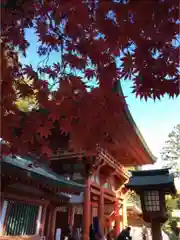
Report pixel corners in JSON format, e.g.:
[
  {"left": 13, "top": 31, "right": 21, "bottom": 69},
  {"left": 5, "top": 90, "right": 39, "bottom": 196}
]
[
  {"left": 46, "top": 204, "right": 56, "bottom": 240},
  {"left": 107, "top": 218, "right": 112, "bottom": 232},
  {"left": 0, "top": 194, "right": 4, "bottom": 213},
  {"left": 98, "top": 186, "right": 104, "bottom": 234},
  {"left": 68, "top": 205, "right": 74, "bottom": 226},
  {"left": 51, "top": 208, "right": 57, "bottom": 240},
  {"left": 83, "top": 177, "right": 91, "bottom": 240},
  {"left": 114, "top": 200, "right": 120, "bottom": 236}
]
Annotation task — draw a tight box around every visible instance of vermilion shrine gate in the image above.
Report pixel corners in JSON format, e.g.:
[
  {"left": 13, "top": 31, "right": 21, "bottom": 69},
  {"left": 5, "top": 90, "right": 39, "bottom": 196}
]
[{"left": 0, "top": 100, "right": 155, "bottom": 240}]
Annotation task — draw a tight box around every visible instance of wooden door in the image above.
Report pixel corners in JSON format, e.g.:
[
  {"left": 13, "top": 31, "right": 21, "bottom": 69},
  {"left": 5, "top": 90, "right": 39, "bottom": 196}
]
[
  {"left": 55, "top": 210, "right": 69, "bottom": 240},
  {"left": 73, "top": 214, "right": 82, "bottom": 229}
]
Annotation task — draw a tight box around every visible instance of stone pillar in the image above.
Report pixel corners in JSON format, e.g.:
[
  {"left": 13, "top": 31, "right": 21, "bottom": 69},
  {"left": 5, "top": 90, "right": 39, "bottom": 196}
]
[{"left": 83, "top": 177, "right": 91, "bottom": 240}]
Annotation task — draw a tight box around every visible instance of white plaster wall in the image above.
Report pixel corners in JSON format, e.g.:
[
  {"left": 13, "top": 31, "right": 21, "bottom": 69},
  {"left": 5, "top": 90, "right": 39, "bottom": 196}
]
[{"left": 69, "top": 192, "right": 84, "bottom": 204}]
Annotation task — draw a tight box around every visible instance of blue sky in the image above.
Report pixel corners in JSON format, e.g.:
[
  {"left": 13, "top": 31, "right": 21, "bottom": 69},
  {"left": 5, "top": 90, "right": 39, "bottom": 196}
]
[
  {"left": 122, "top": 81, "right": 180, "bottom": 190},
  {"left": 22, "top": 28, "right": 180, "bottom": 161},
  {"left": 121, "top": 81, "right": 180, "bottom": 160}
]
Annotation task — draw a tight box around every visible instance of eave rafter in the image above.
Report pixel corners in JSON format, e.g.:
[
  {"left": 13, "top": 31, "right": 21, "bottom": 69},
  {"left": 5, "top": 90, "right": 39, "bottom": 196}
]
[
  {"left": 50, "top": 146, "right": 129, "bottom": 180},
  {"left": 97, "top": 147, "right": 129, "bottom": 180}
]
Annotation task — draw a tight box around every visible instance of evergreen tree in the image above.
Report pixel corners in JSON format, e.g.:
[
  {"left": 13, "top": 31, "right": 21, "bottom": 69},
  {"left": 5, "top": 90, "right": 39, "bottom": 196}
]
[{"left": 161, "top": 124, "right": 180, "bottom": 177}]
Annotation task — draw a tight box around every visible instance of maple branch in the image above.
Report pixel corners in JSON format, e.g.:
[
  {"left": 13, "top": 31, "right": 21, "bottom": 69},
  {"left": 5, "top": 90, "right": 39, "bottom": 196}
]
[
  {"left": 48, "top": 71, "right": 71, "bottom": 91},
  {"left": 37, "top": 51, "right": 51, "bottom": 72},
  {"left": 38, "top": 1, "right": 66, "bottom": 73}
]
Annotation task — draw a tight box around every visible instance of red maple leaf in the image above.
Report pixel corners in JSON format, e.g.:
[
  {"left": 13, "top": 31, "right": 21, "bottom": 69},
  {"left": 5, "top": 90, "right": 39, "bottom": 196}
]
[
  {"left": 23, "top": 65, "right": 38, "bottom": 80},
  {"left": 48, "top": 112, "right": 60, "bottom": 122},
  {"left": 37, "top": 122, "right": 52, "bottom": 138},
  {"left": 39, "top": 66, "right": 58, "bottom": 80},
  {"left": 41, "top": 145, "right": 52, "bottom": 158},
  {"left": 84, "top": 69, "right": 96, "bottom": 80}
]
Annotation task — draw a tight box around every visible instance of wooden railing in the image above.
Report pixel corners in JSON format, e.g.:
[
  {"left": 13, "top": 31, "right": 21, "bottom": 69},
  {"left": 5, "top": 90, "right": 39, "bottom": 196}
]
[{"left": 0, "top": 236, "right": 45, "bottom": 240}]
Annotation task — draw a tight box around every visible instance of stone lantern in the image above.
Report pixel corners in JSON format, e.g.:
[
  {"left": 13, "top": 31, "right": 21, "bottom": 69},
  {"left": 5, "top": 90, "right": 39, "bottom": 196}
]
[{"left": 126, "top": 168, "right": 176, "bottom": 240}]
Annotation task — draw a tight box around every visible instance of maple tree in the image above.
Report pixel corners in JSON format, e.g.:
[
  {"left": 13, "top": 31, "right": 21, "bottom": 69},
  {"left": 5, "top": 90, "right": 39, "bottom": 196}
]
[
  {"left": 1, "top": 0, "right": 179, "bottom": 158},
  {"left": 15, "top": 78, "right": 38, "bottom": 112}
]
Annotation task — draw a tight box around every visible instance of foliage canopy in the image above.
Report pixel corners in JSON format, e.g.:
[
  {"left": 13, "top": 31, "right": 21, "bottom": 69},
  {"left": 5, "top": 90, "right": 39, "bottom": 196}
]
[{"left": 1, "top": 0, "right": 179, "bottom": 157}]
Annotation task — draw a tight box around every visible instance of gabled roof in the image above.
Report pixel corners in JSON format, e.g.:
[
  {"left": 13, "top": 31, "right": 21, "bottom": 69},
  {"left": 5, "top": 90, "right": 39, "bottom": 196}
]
[{"left": 117, "top": 82, "right": 156, "bottom": 164}]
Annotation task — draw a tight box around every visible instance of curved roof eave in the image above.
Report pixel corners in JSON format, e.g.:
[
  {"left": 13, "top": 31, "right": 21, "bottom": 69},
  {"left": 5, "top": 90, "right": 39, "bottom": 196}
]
[{"left": 117, "top": 81, "right": 157, "bottom": 164}]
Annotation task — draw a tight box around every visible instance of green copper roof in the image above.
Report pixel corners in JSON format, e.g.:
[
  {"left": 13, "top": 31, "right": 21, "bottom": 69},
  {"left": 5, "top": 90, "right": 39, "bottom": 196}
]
[
  {"left": 2, "top": 155, "right": 84, "bottom": 192},
  {"left": 130, "top": 168, "right": 171, "bottom": 176},
  {"left": 126, "top": 168, "right": 176, "bottom": 194}
]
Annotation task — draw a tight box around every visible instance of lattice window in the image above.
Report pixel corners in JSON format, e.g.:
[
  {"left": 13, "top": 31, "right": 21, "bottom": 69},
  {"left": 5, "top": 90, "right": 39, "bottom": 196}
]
[
  {"left": 4, "top": 201, "right": 39, "bottom": 236},
  {"left": 144, "top": 191, "right": 160, "bottom": 212}
]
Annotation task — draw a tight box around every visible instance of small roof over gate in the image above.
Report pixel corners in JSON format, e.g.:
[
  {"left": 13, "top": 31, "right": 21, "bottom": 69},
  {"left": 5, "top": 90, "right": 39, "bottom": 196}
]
[{"left": 2, "top": 155, "right": 84, "bottom": 194}]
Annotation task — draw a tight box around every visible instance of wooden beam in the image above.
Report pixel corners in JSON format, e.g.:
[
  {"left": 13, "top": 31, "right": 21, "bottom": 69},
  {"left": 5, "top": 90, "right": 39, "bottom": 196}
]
[
  {"left": 4, "top": 190, "right": 48, "bottom": 205},
  {"left": 97, "top": 148, "right": 129, "bottom": 180},
  {"left": 1, "top": 178, "right": 16, "bottom": 191},
  {"left": 91, "top": 182, "right": 100, "bottom": 190},
  {"left": 51, "top": 148, "right": 95, "bottom": 161},
  {"left": 91, "top": 188, "right": 100, "bottom": 196}
]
